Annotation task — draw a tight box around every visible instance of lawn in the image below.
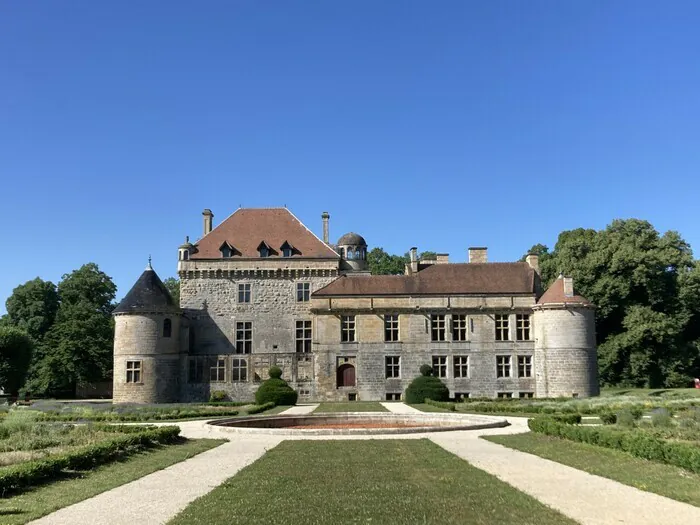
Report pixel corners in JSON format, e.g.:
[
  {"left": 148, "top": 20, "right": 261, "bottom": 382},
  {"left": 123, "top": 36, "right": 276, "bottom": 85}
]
[
  {"left": 484, "top": 432, "right": 700, "bottom": 507},
  {"left": 0, "top": 438, "right": 224, "bottom": 524},
  {"left": 168, "top": 439, "right": 575, "bottom": 525},
  {"left": 313, "top": 402, "right": 388, "bottom": 413}
]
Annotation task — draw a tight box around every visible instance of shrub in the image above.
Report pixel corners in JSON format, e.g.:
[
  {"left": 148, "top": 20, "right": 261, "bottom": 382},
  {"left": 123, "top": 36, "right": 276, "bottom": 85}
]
[
  {"left": 255, "top": 368, "right": 298, "bottom": 406},
  {"left": 651, "top": 408, "right": 673, "bottom": 427},
  {"left": 599, "top": 412, "right": 617, "bottom": 425},
  {"left": 551, "top": 414, "right": 582, "bottom": 425},
  {"left": 246, "top": 402, "right": 276, "bottom": 415},
  {"left": 425, "top": 399, "right": 456, "bottom": 411},
  {"left": 405, "top": 367, "right": 450, "bottom": 405},
  {"left": 209, "top": 390, "right": 228, "bottom": 403},
  {"left": 616, "top": 410, "right": 637, "bottom": 428},
  {"left": 629, "top": 406, "right": 644, "bottom": 420},
  {"left": 419, "top": 364, "right": 433, "bottom": 377}
]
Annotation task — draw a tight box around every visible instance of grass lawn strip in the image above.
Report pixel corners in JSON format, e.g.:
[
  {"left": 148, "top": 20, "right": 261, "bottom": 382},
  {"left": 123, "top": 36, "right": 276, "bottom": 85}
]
[
  {"left": 168, "top": 439, "right": 575, "bottom": 525},
  {"left": 313, "top": 402, "right": 387, "bottom": 413},
  {"left": 0, "top": 438, "right": 224, "bottom": 524},
  {"left": 484, "top": 432, "right": 700, "bottom": 507}
]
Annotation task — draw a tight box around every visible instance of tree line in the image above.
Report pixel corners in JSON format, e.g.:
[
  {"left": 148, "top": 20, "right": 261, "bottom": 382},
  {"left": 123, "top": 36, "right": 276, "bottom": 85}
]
[{"left": 0, "top": 218, "right": 698, "bottom": 397}]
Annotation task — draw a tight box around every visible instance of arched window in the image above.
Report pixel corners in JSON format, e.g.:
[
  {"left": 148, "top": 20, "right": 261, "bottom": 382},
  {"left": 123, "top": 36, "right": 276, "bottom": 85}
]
[
  {"left": 183, "top": 251, "right": 189, "bottom": 260},
  {"left": 340, "top": 247, "right": 345, "bottom": 258},
  {"left": 347, "top": 249, "right": 353, "bottom": 259},
  {"left": 354, "top": 249, "right": 360, "bottom": 259},
  {"left": 163, "top": 318, "right": 172, "bottom": 338}
]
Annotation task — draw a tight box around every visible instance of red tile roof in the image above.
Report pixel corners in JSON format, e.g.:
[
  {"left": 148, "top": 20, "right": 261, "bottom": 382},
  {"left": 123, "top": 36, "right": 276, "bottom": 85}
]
[
  {"left": 313, "top": 263, "right": 537, "bottom": 296},
  {"left": 537, "top": 276, "right": 593, "bottom": 306},
  {"left": 191, "top": 208, "right": 339, "bottom": 259}
]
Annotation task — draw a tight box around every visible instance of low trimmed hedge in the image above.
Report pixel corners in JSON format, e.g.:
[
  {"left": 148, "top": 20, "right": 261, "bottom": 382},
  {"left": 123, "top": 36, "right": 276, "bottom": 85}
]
[
  {"left": 424, "top": 399, "right": 456, "bottom": 411},
  {"left": 246, "top": 402, "right": 276, "bottom": 415},
  {"left": 528, "top": 417, "right": 700, "bottom": 474},
  {"left": 549, "top": 414, "right": 582, "bottom": 424},
  {"left": 35, "top": 408, "right": 240, "bottom": 422},
  {"left": 0, "top": 425, "right": 180, "bottom": 495}
]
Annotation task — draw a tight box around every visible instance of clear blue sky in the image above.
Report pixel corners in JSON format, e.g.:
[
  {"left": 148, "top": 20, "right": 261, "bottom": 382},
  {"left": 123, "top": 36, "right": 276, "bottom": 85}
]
[{"left": 2, "top": 1, "right": 699, "bottom": 312}]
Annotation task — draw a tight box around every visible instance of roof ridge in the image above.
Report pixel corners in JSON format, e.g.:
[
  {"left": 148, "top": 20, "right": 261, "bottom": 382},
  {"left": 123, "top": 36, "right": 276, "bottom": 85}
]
[{"left": 283, "top": 208, "right": 339, "bottom": 258}]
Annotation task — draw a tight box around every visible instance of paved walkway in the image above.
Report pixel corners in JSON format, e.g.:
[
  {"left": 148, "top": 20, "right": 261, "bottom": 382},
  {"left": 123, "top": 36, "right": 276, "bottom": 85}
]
[
  {"left": 278, "top": 403, "right": 319, "bottom": 415},
  {"left": 380, "top": 401, "right": 422, "bottom": 413},
  {"left": 29, "top": 403, "right": 700, "bottom": 525}
]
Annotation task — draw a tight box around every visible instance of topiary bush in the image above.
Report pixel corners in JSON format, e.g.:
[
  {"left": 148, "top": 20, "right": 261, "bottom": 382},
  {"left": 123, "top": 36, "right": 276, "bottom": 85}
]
[
  {"left": 405, "top": 365, "right": 450, "bottom": 404},
  {"left": 209, "top": 390, "right": 228, "bottom": 402},
  {"left": 255, "top": 367, "right": 298, "bottom": 406}
]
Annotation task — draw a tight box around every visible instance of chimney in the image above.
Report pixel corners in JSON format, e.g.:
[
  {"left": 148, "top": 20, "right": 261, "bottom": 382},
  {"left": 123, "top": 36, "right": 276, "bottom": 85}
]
[
  {"left": 563, "top": 276, "right": 574, "bottom": 297},
  {"left": 525, "top": 254, "right": 539, "bottom": 273},
  {"left": 202, "top": 209, "right": 214, "bottom": 236},
  {"left": 409, "top": 247, "right": 419, "bottom": 274},
  {"left": 468, "top": 247, "right": 488, "bottom": 263},
  {"left": 322, "top": 212, "right": 330, "bottom": 244},
  {"left": 436, "top": 253, "right": 449, "bottom": 264}
]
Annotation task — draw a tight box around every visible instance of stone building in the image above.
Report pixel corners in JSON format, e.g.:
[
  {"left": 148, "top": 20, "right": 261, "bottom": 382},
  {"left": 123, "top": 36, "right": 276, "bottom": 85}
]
[{"left": 113, "top": 207, "right": 599, "bottom": 403}]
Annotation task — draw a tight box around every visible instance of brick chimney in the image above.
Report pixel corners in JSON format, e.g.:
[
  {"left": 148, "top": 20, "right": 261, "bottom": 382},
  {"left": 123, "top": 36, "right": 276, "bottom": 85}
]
[
  {"left": 436, "top": 253, "right": 449, "bottom": 264},
  {"left": 322, "top": 212, "right": 330, "bottom": 244},
  {"left": 468, "top": 247, "right": 487, "bottom": 263},
  {"left": 525, "top": 254, "right": 539, "bottom": 273},
  {"left": 202, "top": 209, "right": 214, "bottom": 236}
]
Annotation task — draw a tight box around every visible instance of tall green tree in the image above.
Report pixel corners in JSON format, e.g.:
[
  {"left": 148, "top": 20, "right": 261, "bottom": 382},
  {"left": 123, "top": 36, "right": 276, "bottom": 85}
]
[
  {"left": 163, "top": 277, "right": 180, "bottom": 306},
  {"left": 367, "top": 248, "right": 407, "bottom": 275},
  {"left": 0, "top": 326, "right": 33, "bottom": 396},
  {"left": 4, "top": 278, "right": 59, "bottom": 343}
]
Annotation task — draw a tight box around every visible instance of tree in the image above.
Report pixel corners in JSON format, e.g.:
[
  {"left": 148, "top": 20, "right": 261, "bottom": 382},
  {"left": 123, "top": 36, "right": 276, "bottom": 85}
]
[
  {"left": 163, "top": 277, "right": 180, "bottom": 306},
  {"left": 367, "top": 248, "right": 407, "bottom": 275},
  {"left": 0, "top": 327, "right": 33, "bottom": 396},
  {"left": 4, "top": 278, "right": 59, "bottom": 343}
]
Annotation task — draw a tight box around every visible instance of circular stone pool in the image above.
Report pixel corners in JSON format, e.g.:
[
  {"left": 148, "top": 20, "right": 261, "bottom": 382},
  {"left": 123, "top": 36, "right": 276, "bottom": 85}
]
[{"left": 208, "top": 412, "right": 509, "bottom": 435}]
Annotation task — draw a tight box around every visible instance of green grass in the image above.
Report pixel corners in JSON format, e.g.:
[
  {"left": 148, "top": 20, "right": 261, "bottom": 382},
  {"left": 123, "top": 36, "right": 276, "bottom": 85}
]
[
  {"left": 0, "top": 438, "right": 225, "bottom": 524},
  {"left": 313, "top": 402, "right": 388, "bottom": 413},
  {"left": 484, "top": 432, "right": 700, "bottom": 507},
  {"left": 169, "top": 439, "right": 575, "bottom": 525},
  {"left": 600, "top": 388, "right": 700, "bottom": 398}
]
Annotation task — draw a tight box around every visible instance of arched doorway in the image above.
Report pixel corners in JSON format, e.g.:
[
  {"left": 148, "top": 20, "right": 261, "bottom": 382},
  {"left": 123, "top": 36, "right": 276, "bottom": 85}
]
[{"left": 336, "top": 364, "right": 356, "bottom": 388}]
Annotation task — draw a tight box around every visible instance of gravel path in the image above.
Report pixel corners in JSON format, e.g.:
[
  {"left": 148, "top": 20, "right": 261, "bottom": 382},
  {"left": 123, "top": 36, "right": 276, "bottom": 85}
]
[
  {"left": 278, "top": 403, "right": 319, "bottom": 415},
  {"left": 380, "top": 401, "right": 423, "bottom": 413}
]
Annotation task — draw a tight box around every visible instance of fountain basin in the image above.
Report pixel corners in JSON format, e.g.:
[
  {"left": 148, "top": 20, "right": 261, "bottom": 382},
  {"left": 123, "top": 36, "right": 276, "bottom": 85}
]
[{"left": 208, "top": 412, "right": 508, "bottom": 435}]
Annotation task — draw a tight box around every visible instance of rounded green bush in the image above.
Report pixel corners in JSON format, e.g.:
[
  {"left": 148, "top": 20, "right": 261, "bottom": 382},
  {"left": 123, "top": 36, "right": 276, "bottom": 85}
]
[
  {"left": 405, "top": 375, "right": 450, "bottom": 405},
  {"left": 255, "top": 369, "right": 298, "bottom": 406},
  {"left": 419, "top": 364, "right": 433, "bottom": 377}
]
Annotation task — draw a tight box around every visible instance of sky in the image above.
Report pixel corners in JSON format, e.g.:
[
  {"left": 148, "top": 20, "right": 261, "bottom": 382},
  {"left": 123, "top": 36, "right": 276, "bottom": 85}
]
[{"left": 1, "top": 1, "right": 700, "bottom": 312}]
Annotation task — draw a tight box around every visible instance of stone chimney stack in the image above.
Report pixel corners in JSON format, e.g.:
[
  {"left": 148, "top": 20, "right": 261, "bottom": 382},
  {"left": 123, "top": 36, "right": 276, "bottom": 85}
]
[
  {"left": 525, "top": 254, "right": 540, "bottom": 274},
  {"left": 322, "top": 212, "right": 330, "bottom": 244},
  {"left": 468, "top": 247, "right": 488, "bottom": 263},
  {"left": 202, "top": 209, "right": 214, "bottom": 236},
  {"left": 563, "top": 276, "right": 574, "bottom": 297},
  {"left": 436, "top": 253, "right": 449, "bottom": 264},
  {"left": 409, "top": 247, "right": 419, "bottom": 274}
]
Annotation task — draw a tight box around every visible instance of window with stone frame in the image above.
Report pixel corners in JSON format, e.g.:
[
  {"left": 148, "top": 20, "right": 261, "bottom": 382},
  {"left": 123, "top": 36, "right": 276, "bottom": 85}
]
[
  {"left": 497, "top": 392, "right": 513, "bottom": 399},
  {"left": 431, "top": 314, "right": 446, "bottom": 341},
  {"left": 432, "top": 356, "right": 447, "bottom": 378},
  {"left": 385, "top": 356, "right": 400, "bottom": 378},
  {"left": 453, "top": 356, "right": 469, "bottom": 378},
  {"left": 296, "top": 320, "right": 312, "bottom": 353},
  {"left": 384, "top": 314, "right": 399, "bottom": 342},
  {"left": 235, "top": 322, "right": 253, "bottom": 354},
  {"left": 231, "top": 358, "right": 247, "bottom": 382},
  {"left": 296, "top": 282, "right": 310, "bottom": 302},
  {"left": 495, "top": 314, "right": 509, "bottom": 341},
  {"left": 496, "top": 355, "right": 511, "bottom": 378},
  {"left": 163, "top": 318, "right": 172, "bottom": 338},
  {"left": 188, "top": 358, "right": 204, "bottom": 383},
  {"left": 455, "top": 392, "right": 470, "bottom": 400},
  {"left": 452, "top": 314, "right": 468, "bottom": 341},
  {"left": 238, "top": 283, "right": 251, "bottom": 303},
  {"left": 516, "top": 314, "right": 531, "bottom": 341},
  {"left": 385, "top": 393, "right": 401, "bottom": 401},
  {"left": 519, "top": 392, "right": 534, "bottom": 399},
  {"left": 210, "top": 358, "right": 226, "bottom": 382},
  {"left": 517, "top": 355, "right": 533, "bottom": 378},
  {"left": 341, "top": 315, "right": 356, "bottom": 342},
  {"left": 126, "top": 361, "right": 142, "bottom": 383}
]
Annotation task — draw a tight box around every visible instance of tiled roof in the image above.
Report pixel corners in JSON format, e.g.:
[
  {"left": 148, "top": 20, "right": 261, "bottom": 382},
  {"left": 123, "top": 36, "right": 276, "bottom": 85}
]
[
  {"left": 191, "top": 208, "right": 339, "bottom": 259},
  {"left": 537, "top": 276, "right": 593, "bottom": 306},
  {"left": 113, "top": 268, "right": 179, "bottom": 314},
  {"left": 313, "top": 262, "right": 537, "bottom": 296}
]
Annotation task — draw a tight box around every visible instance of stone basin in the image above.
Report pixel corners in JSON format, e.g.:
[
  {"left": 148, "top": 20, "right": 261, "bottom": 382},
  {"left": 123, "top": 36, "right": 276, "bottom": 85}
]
[{"left": 208, "top": 412, "right": 509, "bottom": 435}]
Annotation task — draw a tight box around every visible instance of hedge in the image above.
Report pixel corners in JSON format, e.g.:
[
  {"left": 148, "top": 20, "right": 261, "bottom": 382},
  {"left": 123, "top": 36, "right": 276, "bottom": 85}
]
[
  {"left": 246, "top": 402, "right": 276, "bottom": 415},
  {"left": 528, "top": 417, "right": 700, "bottom": 474},
  {"left": 35, "top": 408, "right": 240, "bottom": 422},
  {"left": 0, "top": 425, "right": 180, "bottom": 495},
  {"left": 424, "top": 399, "right": 456, "bottom": 411}
]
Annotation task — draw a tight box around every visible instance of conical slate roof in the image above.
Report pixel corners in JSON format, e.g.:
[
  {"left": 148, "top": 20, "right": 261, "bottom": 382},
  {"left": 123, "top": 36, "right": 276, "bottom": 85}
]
[
  {"left": 537, "top": 275, "right": 593, "bottom": 306},
  {"left": 113, "top": 267, "right": 179, "bottom": 314}
]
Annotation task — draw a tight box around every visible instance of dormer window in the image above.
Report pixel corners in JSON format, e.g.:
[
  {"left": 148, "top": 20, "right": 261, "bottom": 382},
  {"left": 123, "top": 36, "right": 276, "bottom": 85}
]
[
  {"left": 219, "top": 241, "right": 238, "bottom": 258},
  {"left": 280, "top": 241, "right": 297, "bottom": 258},
  {"left": 257, "top": 241, "right": 275, "bottom": 258},
  {"left": 260, "top": 246, "right": 269, "bottom": 257}
]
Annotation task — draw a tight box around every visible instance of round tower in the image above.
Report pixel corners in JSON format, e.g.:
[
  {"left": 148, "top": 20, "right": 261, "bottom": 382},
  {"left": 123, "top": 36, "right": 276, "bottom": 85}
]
[
  {"left": 532, "top": 275, "right": 599, "bottom": 398},
  {"left": 112, "top": 261, "right": 182, "bottom": 403},
  {"left": 337, "top": 232, "right": 369, "bottom": 273}
]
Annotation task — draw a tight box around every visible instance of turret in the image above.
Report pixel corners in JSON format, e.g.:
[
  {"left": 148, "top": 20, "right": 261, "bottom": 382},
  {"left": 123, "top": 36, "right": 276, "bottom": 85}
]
[
  {"left": 112, "top": 261, "right": 183, "bottom": 403},
  {"left": 337, "top": 232, "right": 369, "bottom": 274},
  {"left": 532, "top": 275, "right": 598, "bottom": 398}
]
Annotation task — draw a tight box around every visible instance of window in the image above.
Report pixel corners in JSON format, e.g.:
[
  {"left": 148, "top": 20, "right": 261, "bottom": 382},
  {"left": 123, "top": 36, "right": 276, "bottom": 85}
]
[
  {"left": 432, "top": 356, "right": 447, "bottom": 378},
  {"left": 453, "top": 356, "right": 469, "bottom": 378},
  {"left": 384, "top": 314, "right": 399, "bottom": 342},
  {"left": 519, "top": 392, "right": 534, "bottom": 399},
  {"left": 495, "top": 314, "right": 509, "bottom": 341},
  {"left": 385, "top": 356, "right": 400, "bottom": 378},
  {"left": 232, "top": 358, "right": 247, "bottom": 382},
  {"left": 296, "top": 282, "right": 310, "bottom": 302},
  {"left": 385, "top": 393, "right": 401, "bottom": 401},
  {"left": 282, "top": 247, "right": 292, "bottom": 257},
  {"left": 221, "top": 246, "right": 232, "bottom": 258},
  {"left": 341, "top": 315, "right": 356, "bottom": 342},
  {"left": 126, "top": 361, "right": 141, "bottom": 383},
  {"left": 210, "top": 358, "right": 226, "bottom": 382},
  {"left": 238, "top": 283, "right": 251, "bottom": 303},
  {"left": 259, "top": 246, "right": 269, "bottom": 257},
  {"left": 431, "top": 314, "right": 446, "bottom": 341},
  {"left": 296, "top": 320, "right": 312, "bottom": 353},
  {"left": 497, "top": 392, "right": 513, "bottom": 399},
  {"left": 518, "top": 355, "right": 533, "bottom": 378},
  {"left": 163, "top": 318, "right": 172, "bottom": 338},
  {"left": 455, "top": 392, "right": 470, "bottom": 400},
  {"left": 236, "top": 322, "right": 252, "bottom": 354},
  {"left": 496, "top": 355, "right": 511, "bottom": 378},
  {"left": 340, "top": 247, "right": 346, "bottom": 258},
  {"left": 188, "top": 358, "right": 204, "bottom": 383},
  {"left": 516, "top": 314, "right": 531, "bottom": 341},
  {"left": 452, "top": 314, "right": 467, "bottom": 341}
]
